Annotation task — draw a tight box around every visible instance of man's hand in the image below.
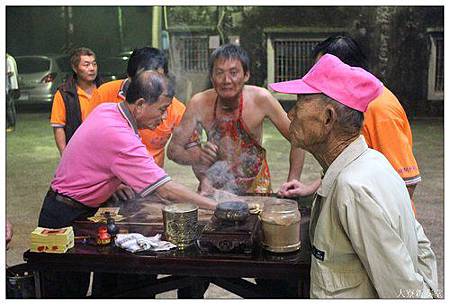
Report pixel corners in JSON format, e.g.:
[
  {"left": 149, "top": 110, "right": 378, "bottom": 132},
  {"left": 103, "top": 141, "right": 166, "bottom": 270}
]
[
  {"left": 197, "top": 178, "right": 216, "bottom": 196},
  {"left": 111, "top": 184, "right": 135, "bottom": 202},
  {"left": 278, "top": 178, "right": 321, "bottom": 197},
  {"left": 198, "top": 141, "right": 219, "bottom": 167},
  {"left": 406, "top": 184, "right": 416, "bottom": 200}
]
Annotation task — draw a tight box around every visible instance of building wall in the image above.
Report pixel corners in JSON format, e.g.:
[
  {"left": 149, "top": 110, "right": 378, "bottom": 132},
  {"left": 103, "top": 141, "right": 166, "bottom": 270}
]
[
  {"left": 6, "top": 6, "right": 443, "bottom": 116},
  {"left": 237, "top": 6, "right": 444, "bottom": 116},
  {"left": 166, "top": 6, "right": 443, "bottom": 116}
]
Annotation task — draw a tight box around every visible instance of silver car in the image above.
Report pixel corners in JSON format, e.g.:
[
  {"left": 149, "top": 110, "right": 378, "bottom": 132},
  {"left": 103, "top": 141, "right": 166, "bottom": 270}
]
[{"left": 16, "top": 54, "right": 72, "bottom": 104}]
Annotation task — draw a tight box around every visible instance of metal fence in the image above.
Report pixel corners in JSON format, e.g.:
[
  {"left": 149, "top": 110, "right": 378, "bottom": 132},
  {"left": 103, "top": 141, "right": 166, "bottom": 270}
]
[
  {"left": 179, "top": 36, "right": 209, "bottom": 72},
  {"left": 274, "top": 39, "right": 321, "bottom": 82}
]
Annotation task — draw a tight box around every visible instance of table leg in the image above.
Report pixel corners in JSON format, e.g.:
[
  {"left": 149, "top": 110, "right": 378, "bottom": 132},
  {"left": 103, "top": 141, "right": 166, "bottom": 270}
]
[
  {"left": 177, "top": 277, "right": 209, "bottom": 298},
  {"left": 297, "top": 273, "right": 310, "bottom": 298},
  {"left": 33, "top": 271, "right": 42, "bottom": 298}
]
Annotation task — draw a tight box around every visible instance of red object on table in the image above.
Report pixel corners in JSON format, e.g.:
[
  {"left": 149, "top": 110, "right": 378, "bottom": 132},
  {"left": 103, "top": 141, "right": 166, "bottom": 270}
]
[{"left": 96, "top": 226, "right": 111, "bottom": 245}]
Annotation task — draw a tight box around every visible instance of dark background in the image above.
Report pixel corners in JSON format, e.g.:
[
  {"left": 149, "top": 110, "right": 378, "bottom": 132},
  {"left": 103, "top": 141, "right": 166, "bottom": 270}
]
[{"left": 6, "top": 6, "right": 444, "bottom": 116}]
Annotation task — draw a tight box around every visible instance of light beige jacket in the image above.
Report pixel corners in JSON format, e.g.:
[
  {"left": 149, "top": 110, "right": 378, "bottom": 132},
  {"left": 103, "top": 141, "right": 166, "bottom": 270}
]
[{"left": 309, "top": 136, "right": 437, "bottom": 298}]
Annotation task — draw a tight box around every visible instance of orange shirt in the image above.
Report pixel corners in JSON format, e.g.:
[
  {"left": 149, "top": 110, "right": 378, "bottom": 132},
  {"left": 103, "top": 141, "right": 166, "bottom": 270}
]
[
  {"left": 362, "top": 87, "right": 421, "bottom": 185},
  {"left": 95, "top": 79, "right": 125, "bottom": 104},
  {"left": 50, "top": 86, "right": 100, "bottom": 127},
  {"left": 96, "top": 79, "right": 186, "bottom": 167}
]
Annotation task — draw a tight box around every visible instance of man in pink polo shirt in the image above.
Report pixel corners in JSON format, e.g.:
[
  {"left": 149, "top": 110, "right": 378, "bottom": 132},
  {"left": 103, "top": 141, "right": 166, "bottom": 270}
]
[{"left": 37, "top": 70, "right": 217, "bottom": 298}]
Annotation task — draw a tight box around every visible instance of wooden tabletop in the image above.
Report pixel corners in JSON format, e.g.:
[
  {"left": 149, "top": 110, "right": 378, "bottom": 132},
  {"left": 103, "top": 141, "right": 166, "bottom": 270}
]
[
  {"left": 24, "top": 195, "right": 313, "bottom": 298},
  {"left": 25, "top": 207, "right": 311, "bottom": 277}
]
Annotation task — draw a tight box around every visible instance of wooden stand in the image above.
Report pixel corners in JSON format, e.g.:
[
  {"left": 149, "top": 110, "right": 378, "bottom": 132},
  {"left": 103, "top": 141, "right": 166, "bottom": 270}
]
[{"left": 197, "top": 214, "right": 260, "bottom": 254}]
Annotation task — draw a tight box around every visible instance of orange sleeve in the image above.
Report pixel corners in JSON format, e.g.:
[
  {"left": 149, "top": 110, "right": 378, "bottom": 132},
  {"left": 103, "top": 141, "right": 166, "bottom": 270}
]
[
  {"left": 166, "top": 97, "right": 186, "bottom": 127},
  {"left": 50, "top": 90, "right": 66, "bottom": 127},
  {"left": 363, "top": 114, "right": 420, "bottom": 184}
]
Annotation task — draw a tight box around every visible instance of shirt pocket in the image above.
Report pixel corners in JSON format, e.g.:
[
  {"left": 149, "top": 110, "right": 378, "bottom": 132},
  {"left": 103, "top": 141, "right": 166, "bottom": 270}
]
[{"left": 312, "top": 266, "right": 366, "bottom": 296}]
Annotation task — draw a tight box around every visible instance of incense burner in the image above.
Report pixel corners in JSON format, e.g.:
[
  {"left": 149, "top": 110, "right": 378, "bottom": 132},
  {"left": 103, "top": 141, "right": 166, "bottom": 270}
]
[{"left": 214, "top": 201, "right": 249, "bottom": 223}]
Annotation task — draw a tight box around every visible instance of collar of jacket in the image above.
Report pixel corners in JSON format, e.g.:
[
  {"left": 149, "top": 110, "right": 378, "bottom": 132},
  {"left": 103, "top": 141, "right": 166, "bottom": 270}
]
[
  {"left": 59, "top": 73, "right": 103, "bottom": 95},
  {"left": 118, "top": 101, "right": 139, "bottom": 135},
  {"left": 317, "top": 135, "right": 368, "bottom": 197},
  {"left": 118, "top": 78, "right": 130, "bottom": 100}
]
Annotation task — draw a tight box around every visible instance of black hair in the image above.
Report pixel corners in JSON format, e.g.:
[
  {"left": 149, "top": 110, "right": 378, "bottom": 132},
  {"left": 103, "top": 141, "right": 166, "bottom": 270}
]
[
  {"left": 127, "top": 47, "right": 168, "bottom": 78},
  {"left": 126, "top": 70, "right": 173, "bottom": 105},
  {"left": 312, "top": 36, "right": 369, "bottom": 71},
  {"left": 208, "top": 43, "right": 250, "bottom": 78}
]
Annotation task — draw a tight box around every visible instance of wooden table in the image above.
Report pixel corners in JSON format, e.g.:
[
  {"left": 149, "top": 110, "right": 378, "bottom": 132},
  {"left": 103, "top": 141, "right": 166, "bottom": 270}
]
[{"left": 24, "top": 199, "right": 312, "bottom": 298}]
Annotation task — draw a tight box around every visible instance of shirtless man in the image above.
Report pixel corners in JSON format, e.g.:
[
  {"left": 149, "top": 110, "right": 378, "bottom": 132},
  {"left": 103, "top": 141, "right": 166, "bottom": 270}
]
[{"left": 168, "top": 43, "right": 305, "bottom": 195}]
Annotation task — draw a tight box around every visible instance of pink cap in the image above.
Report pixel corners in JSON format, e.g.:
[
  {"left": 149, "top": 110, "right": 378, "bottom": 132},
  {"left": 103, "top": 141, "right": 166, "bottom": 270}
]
[{"left": 269, "top": 54, "right": 383, "bottom": 112}]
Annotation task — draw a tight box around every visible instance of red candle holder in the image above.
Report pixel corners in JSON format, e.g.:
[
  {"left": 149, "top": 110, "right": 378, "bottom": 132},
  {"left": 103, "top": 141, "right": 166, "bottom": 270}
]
[{"left": 96, "top": 226, "right": 111, "bottom": 246}]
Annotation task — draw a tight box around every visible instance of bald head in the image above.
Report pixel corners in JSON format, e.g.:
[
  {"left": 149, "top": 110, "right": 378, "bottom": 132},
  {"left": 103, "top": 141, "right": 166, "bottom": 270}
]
[{"left": 126, "top": 70, "right": 174, "bottom": 104}]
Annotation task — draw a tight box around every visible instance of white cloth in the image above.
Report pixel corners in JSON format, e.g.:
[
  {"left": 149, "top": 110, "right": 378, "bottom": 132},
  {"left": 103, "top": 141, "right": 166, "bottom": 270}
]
[
  {"left": 309, "top": 136, "right": 438, "bottom": 298},
  {"left": 115, "top": 233, "right": 176, "bottom": 253},
  {"left": 6, "top": 54, "right": 19, "bottom": 92}
]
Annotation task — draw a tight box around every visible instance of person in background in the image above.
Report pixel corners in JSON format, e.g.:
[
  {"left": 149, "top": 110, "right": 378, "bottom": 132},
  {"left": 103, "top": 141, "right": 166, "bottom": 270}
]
[
  {"left": 279, "top": 36, "right": 421, "bottom": 209},
  {"left": 270, "top": 54, "right": 437, "bottom": 298},
  {"left": 50, "top": 47, "right": 102, "bottom": 155},
  {"left": 168, "top": 43, "right": 305, "bottom": 195},
  {"left": 6, "top": 219, "right": 13, "bottom": 249},
  {"left": 96, "top": 47, "right": 186, "bottom": 169},
  {"left": 6, "top": 53, "right": 20, "bottom": 132},
  {"left": 37, "top": 70, "right": 216, "bottom": 298}
]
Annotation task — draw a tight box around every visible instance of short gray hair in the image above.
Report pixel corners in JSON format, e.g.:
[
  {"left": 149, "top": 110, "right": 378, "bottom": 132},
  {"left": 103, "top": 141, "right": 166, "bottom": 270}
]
[
  {"left": 70, "top": 47, "right": 95, "bottom": 68},
  {"left": 319, "top": 94, "right": 364, "bottom": 135}
]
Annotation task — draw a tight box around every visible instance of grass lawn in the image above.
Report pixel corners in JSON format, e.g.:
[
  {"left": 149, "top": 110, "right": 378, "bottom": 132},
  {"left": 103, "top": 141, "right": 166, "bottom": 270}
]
[{"left": 5, "top": 112, "right": 444, "bottom": 295}]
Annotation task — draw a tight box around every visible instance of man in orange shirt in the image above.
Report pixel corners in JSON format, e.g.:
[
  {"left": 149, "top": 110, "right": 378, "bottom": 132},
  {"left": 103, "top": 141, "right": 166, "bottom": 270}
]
[
  {"left": 96, "top": 47, "right": 185, "bottom": 168},
  {"left": 50, "top": 47, "right": 102, "bottom": 155},
  {"left": 361, "top": 87, "right": 421, "bottom": 197}
]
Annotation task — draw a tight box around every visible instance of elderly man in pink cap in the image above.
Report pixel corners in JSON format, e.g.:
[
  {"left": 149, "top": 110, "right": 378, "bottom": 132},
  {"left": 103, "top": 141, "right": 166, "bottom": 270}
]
[{"left": 270, "top": 54, "right": 437, "bottom": 298}]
